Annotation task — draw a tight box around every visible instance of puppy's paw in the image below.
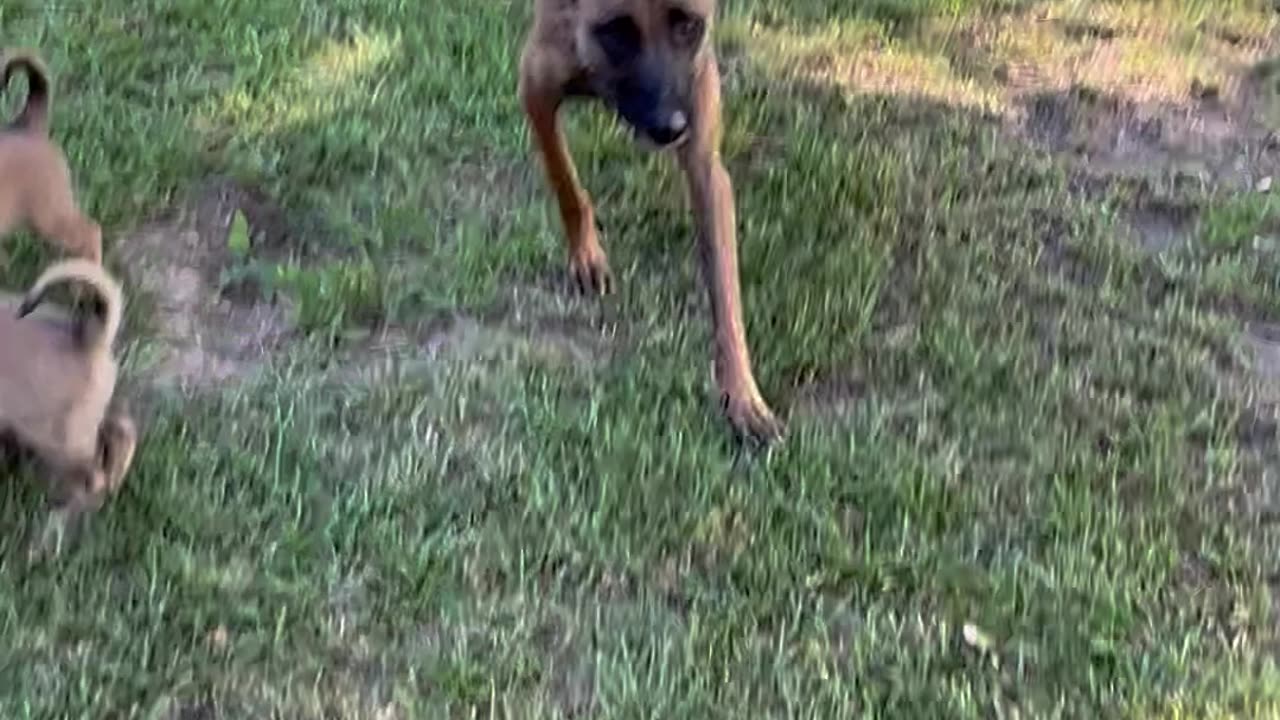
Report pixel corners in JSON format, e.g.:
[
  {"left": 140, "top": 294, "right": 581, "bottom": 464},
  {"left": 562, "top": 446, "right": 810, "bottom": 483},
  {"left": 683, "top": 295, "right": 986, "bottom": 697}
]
[{"left": 25, "top": 508, "right": 78, "bottom": 563}]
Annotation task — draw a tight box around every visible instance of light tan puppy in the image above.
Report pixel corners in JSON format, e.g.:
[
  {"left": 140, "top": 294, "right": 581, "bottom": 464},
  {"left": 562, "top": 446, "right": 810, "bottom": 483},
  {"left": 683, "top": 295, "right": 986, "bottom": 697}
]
[
  {"left": 0, "top": 259, "right": 135, "bottom": 558},
  {"left": 0, "top": 49, "right": 102, "bottom": 263}
]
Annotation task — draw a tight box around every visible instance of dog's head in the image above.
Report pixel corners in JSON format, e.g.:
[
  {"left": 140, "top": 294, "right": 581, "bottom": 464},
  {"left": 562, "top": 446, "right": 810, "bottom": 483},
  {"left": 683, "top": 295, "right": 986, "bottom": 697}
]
[{"left": 576, "top": 0, "right": 714, "bottom": 148}]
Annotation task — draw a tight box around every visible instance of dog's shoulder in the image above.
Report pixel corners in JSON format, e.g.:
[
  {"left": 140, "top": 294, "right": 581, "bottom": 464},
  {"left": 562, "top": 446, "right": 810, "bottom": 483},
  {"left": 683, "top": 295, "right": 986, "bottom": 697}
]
[{"left": 531, "top": 0, "right": 582, "bottom": 44}]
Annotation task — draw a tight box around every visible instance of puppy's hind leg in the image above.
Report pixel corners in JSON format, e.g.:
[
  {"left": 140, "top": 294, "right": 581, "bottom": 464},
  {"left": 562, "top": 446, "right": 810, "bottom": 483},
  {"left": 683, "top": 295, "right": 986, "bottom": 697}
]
[
  {"left": 34, "top": 212, "right": 102, "bottom": 263},
  {"left": 27, "top": 164, "right": 103, "bottom": 262}
]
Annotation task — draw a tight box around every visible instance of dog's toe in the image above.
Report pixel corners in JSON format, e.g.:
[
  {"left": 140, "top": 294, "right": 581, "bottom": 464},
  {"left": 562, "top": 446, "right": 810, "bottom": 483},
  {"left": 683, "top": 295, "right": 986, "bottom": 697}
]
[
  {"left": 723, "top": 393, "right": 785, "bottom": 449},
  {"left": 569, "top": 254, "right": 614, "bottom": 296}
]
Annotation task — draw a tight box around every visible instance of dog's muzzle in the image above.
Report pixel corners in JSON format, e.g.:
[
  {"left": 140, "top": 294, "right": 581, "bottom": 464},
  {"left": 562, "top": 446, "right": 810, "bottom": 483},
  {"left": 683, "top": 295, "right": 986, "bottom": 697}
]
[
  {"left": 644, "top": 110, "right": 688, "bottom": 146},
  {"left": 610, "top": 61, "right": 691, "bottom": 149},
  {"left": 624, "top": 108, "right": 689, "bottom": 150}
]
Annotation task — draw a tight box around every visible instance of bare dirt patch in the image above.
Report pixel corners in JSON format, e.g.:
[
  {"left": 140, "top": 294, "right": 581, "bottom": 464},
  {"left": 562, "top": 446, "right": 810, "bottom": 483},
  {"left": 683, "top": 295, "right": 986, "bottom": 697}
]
[
  {"left": 1123, "top": 196, "right": 1200, "bottom": 252},
  {"left": 117, "top": 172, "right": 608, "bottom": 395},
  {"left": 118, "top": 182, "right": 295, "bottom": 390},
  {"left": 1017, "top": 81, "right": 1275, "bottom": 255},
  {"left": 1020, "top": 83, "right": 1280, "bottom": 191},
  {"left": 991, "top": 11, "right": 1279, "bottom": 249},
  {"left": 983, "top": 16, "right": 1280, "bottom": 272}
]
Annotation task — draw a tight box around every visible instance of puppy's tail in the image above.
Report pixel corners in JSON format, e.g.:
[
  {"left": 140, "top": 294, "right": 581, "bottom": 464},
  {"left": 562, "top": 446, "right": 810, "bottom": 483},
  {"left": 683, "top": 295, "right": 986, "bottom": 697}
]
[
  {"left": 1, "top": 48, "right": 51, "bottom": 135},
  {"left": 18, "top": 259, "right": 123, "bottom": 355}
]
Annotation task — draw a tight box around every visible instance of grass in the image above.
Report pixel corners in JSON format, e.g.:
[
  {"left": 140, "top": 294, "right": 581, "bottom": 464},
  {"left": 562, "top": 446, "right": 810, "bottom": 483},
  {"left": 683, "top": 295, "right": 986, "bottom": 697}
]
[{"left": 1, "top": 0, "right": 1280, "bottom": 716}]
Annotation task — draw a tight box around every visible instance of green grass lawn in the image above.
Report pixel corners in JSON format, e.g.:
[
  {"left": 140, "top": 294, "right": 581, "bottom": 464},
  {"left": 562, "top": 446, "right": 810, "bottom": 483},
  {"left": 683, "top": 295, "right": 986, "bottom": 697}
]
[{"left": 2, "top": 0, "right": 1280, "bottom": 716}]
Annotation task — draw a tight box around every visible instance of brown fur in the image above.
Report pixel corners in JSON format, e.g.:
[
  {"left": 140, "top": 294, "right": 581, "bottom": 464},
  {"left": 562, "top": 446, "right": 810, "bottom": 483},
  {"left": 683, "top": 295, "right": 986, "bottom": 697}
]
[
  {"left": 519, "top": 0, "right": 783, "bottom": 444},
  {"left": 0, "top": 49, "right": 102, "bottom": 264},
  {"left": 0, "top": 259, "right": 135, "bottom": 559}
]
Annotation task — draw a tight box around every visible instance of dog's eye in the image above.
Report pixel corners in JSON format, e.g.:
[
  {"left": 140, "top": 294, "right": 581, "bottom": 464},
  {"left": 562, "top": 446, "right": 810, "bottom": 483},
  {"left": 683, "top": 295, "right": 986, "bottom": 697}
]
[
  {"left": 592, "top": 16, "right": 642, "bottom": 64},
  {"left": 669, "top": 9, "right": 704, "bottom": 47}
]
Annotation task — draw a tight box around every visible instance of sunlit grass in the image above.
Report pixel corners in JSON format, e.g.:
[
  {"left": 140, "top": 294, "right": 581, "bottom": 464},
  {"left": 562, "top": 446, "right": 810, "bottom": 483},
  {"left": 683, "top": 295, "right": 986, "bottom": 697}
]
[{"left": 208, "top": 31, "right": 401, "bottom": 134}]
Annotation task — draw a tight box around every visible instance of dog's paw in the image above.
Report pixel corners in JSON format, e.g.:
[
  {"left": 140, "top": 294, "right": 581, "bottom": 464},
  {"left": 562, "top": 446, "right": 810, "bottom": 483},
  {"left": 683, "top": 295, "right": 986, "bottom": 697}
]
[
  {"left": 722, "top": 390, "right": 785, "bottom": 448},
  {"left": 569, "top": 248, "right": 614, "bottom": 296}
]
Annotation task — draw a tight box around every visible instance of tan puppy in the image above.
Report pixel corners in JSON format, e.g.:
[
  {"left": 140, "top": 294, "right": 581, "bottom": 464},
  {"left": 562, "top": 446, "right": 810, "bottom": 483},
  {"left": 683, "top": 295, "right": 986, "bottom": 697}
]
[
  {"left": 0, "top": 49, "right": 103, "bottom": 263},
  {"left": 0, "top": 259, "right": 135, "bottom": 558},
  {"left": 519, "top": 0, "right": 782, "bottom": 444}
]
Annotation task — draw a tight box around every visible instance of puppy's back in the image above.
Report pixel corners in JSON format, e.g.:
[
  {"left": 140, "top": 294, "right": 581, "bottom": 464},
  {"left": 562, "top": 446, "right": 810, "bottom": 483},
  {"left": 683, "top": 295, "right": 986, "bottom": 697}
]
[
  {"left": 0, "top": 307, "right": 101, "bottom": 439},
  {"left": 0, "top": 133, "right": 74, "bottom": 231}
]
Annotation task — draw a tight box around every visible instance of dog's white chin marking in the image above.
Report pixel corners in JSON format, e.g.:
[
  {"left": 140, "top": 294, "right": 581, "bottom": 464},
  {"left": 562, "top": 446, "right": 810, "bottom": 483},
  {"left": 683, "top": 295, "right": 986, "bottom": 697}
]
[
  {"left": 632, "top": 130, "right": 689, "bottom": 153},
  {"left": 635, "top": 135, "right": 661, "bottom": 152}
]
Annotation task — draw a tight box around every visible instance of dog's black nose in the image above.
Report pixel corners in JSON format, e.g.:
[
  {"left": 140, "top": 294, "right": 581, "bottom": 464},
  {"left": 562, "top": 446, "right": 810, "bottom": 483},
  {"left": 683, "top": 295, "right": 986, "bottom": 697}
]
[{"left": 647, "top": 110, "right": 688, "bottom": 146}]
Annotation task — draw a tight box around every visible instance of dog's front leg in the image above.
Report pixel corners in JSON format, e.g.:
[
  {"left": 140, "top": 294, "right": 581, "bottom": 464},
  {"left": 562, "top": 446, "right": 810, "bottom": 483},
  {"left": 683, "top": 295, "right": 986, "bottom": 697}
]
[
  {"left": 519, "top": 61, "right": 613, "bottom": 295},
  {"left": 678, "top": 57, "right": 782, "bottom": 445}
]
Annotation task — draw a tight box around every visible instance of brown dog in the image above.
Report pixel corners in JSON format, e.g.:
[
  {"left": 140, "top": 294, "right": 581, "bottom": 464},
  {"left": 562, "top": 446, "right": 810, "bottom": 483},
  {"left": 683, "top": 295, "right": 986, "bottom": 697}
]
[
  {"left": 0, "top": 49, "right": 103, "bottom": 264},
  {"left": 519, "top": 0, "right": 783, "bottom": 444},
  {"left": 0, "top": 259, "right": 135, "bottom": 558}
]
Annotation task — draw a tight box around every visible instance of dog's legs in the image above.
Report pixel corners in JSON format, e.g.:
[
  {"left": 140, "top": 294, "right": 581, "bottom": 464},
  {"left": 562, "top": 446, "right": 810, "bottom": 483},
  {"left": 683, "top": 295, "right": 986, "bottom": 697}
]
[
  {"left": 519, "top": 59, "right": 612, "bottom": 295},
  {"left": 678, "top": 57, "right": 782, "bottom": 445}
]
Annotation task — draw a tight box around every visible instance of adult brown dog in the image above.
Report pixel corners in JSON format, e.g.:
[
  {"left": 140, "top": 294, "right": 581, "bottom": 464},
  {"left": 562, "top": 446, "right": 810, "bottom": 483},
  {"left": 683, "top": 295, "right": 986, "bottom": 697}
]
[
  {"left": 0, "top": 49, "right": 103, "bottom": 263},
  {"left": 0, "top": 259, "right": 136, "bottom": 558},
  {"left": 519, "top": 0, "right": 782, "bottom": 444}
]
